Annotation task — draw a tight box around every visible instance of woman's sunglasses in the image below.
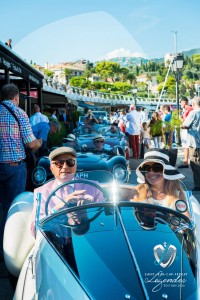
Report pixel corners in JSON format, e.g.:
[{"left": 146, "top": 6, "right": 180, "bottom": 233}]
[
  {"left": 53, "top": 159, "right": 76, "bottom": 168},
  {"left": 141, "top": 163, "right": 163, "bottom": 173}
]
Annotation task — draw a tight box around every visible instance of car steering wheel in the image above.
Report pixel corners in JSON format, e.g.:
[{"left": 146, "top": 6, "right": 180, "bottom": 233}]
[{"left": 45, "top": 179, "right": 108, "bottom": 216}]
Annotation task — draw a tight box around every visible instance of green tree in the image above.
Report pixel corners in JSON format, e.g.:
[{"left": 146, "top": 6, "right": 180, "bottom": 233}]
[
  {"left": 69, "top": 76, "right": 90, "bottom": 88},
  {"left": 119, "top": 67, "right": 129, "bottom": 82},
  {"left": 113, "top": 82, "right": 133, "bottom": 94},
  {"left": 91, "top": 81, "right": 112, "bottom": 91},
  {"left": 156, "top": 75, "right": 165, "bottom": 84},
  {"left": 137, "top": 82, "right": 147, "bottom": 92},
  {"left": 183, "top": 70, "right": 195, "bottom": 80},
  {"left": 95, "top": 61, "right": 121, "bottom": 82},
  {"left": 64, "top": 68, "right": 73, "bottom": 84},
  {"left": 192, "top": 54, "right": 200, "bottom": 66},
  {"left": 135, "top": 65, "right": 139, "bottom": 76},
  {"left": 83, "top": 69, "right": 92, "bottom": 79},
  {"left": 126, "top": 72, "right": 136, "bottom": 84},
  {"left": 45, "top": 70, "right": 54, "bottom": 78},
  {"left": 86, "top": 61, "right": 94, "bottom": 70}
]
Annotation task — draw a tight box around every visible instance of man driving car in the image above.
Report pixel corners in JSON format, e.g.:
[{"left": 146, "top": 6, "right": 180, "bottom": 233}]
[
  {"left": 105, "top": 125, "right": 119, "bottom": 136},
  {"left": 31, "top": 146, "right": 104, "bottom": 236},
  {"left": 93, "top": 134, "right": 105, "bottom": 151}
]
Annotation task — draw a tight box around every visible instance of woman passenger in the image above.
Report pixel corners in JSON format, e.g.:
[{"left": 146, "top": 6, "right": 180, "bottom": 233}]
[{"left": 132, "top": 148, "right": 190, "bottom": 217}]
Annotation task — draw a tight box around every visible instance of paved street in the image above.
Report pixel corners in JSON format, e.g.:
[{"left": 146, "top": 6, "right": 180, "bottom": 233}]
[{"left": 0, "top": 147, "right": 199, "bottom": 299}]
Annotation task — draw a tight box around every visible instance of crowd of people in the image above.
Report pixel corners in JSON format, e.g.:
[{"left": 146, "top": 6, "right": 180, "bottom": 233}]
[
  {"left": 80, "top": 99, "right": 200, "bottom": 195},
  {"left": 103, "top": 100, "right": 195, "bottom": 158},
  {"left": 106, "top": 98, "right": 200, "bottom": 193},
  {"left": 0, "top": 85, "right": 196, "bottom": 170},
  {"left": 0, "top": 82, "right": 200, "bottom": 257}
]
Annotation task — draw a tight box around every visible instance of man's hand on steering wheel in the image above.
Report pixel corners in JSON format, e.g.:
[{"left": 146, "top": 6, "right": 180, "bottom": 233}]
[
  {"left": 54, "top": 190, "right": 95, "bottom": 211},
  {"left": 64, "top": 190, "right": 94, "bottom": 203}
]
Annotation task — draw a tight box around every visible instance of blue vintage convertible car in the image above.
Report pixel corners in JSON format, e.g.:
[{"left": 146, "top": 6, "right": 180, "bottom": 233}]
[
  {"left": 74, "top": 124, "right": 127, "bottom": 151},
  {"left": 3, "top": 171, "right": 200, "bottom": 299},
  {"left": 30, "top": 125, "right": 129, "bottom": 189},
  {"left": 31, "top": 146, "right": 129, "bottom": 188}
]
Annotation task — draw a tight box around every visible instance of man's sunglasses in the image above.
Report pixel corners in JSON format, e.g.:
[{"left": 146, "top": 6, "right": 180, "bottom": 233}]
[
  {"left": 140, "top": 163, "right": 163, "bottom": 173},
  {"left": 52, "top": 159, "right": 76, "bottom": 168},
  {"left": 95, "top": 140, "right": 104, "bottom": 144}
]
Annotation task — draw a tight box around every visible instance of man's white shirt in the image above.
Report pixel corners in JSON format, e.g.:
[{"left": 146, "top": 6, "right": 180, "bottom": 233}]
[{"left": 126, "top": 110, "right": 141, "bottom": 135}]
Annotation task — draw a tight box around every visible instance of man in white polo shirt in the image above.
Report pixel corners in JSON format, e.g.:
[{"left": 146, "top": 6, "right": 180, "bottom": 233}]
[{"left": 125, "top": 104, "right": 141, "bottom": 159}]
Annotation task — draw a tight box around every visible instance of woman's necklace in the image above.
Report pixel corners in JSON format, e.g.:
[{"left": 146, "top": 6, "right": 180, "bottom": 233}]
[{"left": 150, "top": 188, "right": 166, "bottom": 199}]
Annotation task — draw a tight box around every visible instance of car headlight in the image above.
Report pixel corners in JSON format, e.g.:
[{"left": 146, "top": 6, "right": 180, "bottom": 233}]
[
  {"left": 32, "top": 166, "right": 47, "bottom": 186},
  {"left": 113, "top": 164, "right": 128, "bottom": 183}
]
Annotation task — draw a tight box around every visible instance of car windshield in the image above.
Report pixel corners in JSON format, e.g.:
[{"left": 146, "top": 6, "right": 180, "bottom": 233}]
[
  {"left": 92, "top": 111, "right": 107, "bottom": 119},
  {"left": 39, "top": 170, "right": 192, "bottom": 227},
  {"left": 95, "top": 124, "right": 120, "bottom": 135}
]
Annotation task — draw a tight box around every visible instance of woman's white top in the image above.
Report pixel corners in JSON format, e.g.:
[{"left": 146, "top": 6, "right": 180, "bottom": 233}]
[{"left": 147, "top": 196, "right": 175, "bottom": 210}]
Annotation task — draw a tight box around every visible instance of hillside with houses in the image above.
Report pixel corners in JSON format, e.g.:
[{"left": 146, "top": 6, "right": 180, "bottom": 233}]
[{"left": 33, "top": 48, "right": 200, "bottom": 100}]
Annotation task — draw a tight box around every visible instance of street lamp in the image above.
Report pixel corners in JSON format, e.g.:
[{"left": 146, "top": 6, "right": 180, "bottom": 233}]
[
  {"left": 172, "top": 53, "right": 184, "bottom": 146},
  {"left": 172, "top": 53, "right": 184, "bottom": 114},
  {"left": 132, "top": 87, "right": 138, "bottom": 107}
]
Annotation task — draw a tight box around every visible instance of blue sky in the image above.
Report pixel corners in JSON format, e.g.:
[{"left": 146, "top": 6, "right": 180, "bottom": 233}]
[{"left": 1, "top": 0, "right": 200, "bottom": 65}]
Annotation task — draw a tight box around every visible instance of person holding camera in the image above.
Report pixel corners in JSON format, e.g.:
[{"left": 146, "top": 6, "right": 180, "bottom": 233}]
[{"left": 85, "top": 110, "right": 99, "bottom": 125}]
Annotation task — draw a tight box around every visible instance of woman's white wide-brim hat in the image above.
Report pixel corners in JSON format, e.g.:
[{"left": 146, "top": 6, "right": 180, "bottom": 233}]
[{"left": 136, "top": 148, "right": 185, "bottom": 183}]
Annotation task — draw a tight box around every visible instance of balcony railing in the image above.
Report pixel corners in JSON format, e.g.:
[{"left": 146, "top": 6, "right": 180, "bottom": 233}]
[{"left": 42, "top": 75, "right": 177, "bottom": 105}]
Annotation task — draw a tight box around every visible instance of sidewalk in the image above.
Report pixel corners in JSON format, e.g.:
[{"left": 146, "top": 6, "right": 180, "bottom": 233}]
[{"left": 129, "top": 147, "right": 200, "bottom": 202}]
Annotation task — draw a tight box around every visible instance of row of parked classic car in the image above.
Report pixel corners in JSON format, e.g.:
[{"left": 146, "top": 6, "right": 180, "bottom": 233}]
[
  {"left": 32, "top": 123, "right": 130, "bottom": 187},
  {"left": 3, "top": 122, "right": 200, "bottom": 299}
]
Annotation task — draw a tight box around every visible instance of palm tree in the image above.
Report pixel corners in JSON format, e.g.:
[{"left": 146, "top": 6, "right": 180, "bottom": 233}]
[{"left": 64, "top": 68, "right": 73, "bottom": 84}]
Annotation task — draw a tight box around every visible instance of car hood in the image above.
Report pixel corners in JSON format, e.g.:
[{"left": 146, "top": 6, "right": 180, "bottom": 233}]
[{"left": 41, "top": 203, "right": 197, "bottom": 300}]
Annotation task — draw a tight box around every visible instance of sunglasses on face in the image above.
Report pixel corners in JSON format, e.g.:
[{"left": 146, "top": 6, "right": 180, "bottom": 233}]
[
  {"left": 141, "top": 163, "right": 163, "bottom": 173},
  {"left": 52, "top": 159, "right": 76, "bottom": 168},
  {"left": 95, "top": 140, "right": 104, "bottom": 144}
]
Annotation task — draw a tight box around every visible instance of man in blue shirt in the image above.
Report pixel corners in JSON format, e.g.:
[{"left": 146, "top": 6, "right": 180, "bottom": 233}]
[{"left": 32, "top": 120, "right": 61, "bottom": 155}]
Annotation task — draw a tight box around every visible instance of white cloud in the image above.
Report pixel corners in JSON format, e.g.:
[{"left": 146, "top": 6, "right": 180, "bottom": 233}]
[{"left": 101, "top": 48, "right": 147, "bottom": 60}]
